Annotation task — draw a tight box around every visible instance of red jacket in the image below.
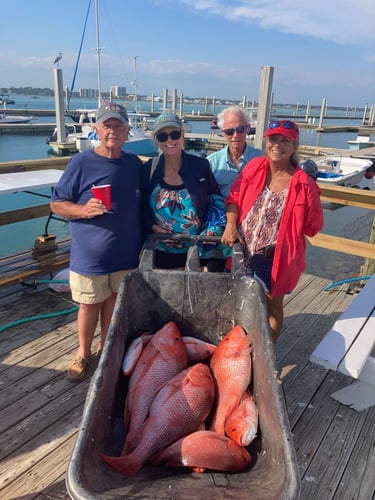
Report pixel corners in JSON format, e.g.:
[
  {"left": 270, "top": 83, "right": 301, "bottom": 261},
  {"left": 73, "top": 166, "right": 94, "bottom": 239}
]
[{"left": 226, "top": 156, "right": 324, "bottom": 296}]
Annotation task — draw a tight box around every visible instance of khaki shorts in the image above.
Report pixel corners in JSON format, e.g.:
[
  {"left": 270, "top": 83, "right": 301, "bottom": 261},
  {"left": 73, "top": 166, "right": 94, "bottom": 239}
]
[{"left": 70, "top": 269, "right": 135, "bottom": 304}]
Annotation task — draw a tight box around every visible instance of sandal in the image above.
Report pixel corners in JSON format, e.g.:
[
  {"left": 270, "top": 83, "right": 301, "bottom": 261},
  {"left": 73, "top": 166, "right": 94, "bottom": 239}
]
[
  {"left": 95, "top": 341, "right": 102, "bottom": 357},
  {"left": 67, "top": 356, "right": 89, "bottom": 381}
]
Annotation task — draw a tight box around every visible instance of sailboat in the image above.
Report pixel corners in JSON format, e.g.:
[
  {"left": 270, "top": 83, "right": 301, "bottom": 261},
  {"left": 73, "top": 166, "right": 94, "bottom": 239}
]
[{"left": 60, "top": 0, "right": 158, "bottom": 157}]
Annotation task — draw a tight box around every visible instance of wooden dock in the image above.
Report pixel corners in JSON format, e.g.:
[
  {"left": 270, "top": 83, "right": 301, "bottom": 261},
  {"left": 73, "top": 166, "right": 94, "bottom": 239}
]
[{"left": 0, "top": 270, "right": 374, "bottom": 499}]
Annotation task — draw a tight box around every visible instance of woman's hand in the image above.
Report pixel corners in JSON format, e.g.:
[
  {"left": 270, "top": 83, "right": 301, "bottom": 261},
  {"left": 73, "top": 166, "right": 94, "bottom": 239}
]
[
  {"left": 221, "top": 203, "right": 242, "bottom": 247},
  {"left": 221, "top": 223, "right": 242, "bottom": 247}
]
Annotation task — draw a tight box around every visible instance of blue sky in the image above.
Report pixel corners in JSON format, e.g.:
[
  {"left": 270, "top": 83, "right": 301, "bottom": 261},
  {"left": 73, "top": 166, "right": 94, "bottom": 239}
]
[{"left": 1, "top": 0, "right": 374, "bottom": 107}]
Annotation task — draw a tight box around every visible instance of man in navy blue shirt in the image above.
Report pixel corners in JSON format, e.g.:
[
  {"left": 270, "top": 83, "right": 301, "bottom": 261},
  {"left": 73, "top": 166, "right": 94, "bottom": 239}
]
[{"left": 51, "top": 103, "right": 143, "bottom": 381}]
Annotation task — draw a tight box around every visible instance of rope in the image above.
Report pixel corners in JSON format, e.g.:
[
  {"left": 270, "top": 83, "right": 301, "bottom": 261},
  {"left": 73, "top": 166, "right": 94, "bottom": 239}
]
[
  {"left": 1, "top": 278, "right": 77, "bottom": 332},
  {"left": 0, "top": 307, "right": 78, "bottom": 332},
  {"left": 323, "top": 275, "right": 372, "bottom": 291}
]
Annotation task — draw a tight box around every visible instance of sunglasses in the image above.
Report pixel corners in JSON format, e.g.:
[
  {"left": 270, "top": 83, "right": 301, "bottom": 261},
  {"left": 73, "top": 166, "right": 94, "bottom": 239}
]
[
  {"left": 268, "top": 120, "right": 298, "bottom": 130},
  {"left": 156, "top": 130, "right": 182, "bottom": 142},
  {"left": 222, "top": 125, "right": 249, "bottom": 136}
]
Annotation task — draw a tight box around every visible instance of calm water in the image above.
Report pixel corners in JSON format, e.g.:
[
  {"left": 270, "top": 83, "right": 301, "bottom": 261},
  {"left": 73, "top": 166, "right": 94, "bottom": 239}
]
[{"left": 1, "top": 95, "right": 373, "bottom": 281}]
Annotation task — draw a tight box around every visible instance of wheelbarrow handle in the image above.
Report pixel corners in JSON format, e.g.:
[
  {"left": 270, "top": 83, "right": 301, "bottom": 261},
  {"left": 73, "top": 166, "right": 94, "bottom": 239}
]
[
  {"left": 139, "top": 234, "right": 244, "bottom": 273},
  {"left": 150, "top": 233, "right": 222, "bottom": 243}
]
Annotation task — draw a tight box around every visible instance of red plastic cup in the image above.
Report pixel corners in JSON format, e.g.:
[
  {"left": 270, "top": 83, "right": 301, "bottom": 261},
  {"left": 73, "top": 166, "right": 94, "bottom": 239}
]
[{"left": 91, "top": 184, "right": 112, "bottom": 211}]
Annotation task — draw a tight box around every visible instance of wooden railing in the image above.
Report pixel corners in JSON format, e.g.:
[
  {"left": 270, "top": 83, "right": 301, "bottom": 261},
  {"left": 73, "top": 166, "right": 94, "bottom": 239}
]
[
  {"left": 1, "top": 157, "right": 375, "bottom": 260},
  {"left": 307, "top": 183, "right": 375, "bottom": 260}
]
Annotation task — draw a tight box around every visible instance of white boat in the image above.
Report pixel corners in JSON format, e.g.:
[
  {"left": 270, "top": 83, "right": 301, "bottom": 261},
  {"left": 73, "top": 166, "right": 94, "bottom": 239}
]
[
  {"left": 0, "top": 113, "right": 31, "bottom": 124},
  {"left": 0, "top": 103, "right": 31, "bottom": 124},
  {"left": 347, "top": 133, "right": 374, "bottom": 151},
  {"left": 315, "top": 156, "right": 373, "bottom": 187},
  {"left": 47, "top": 120, "right": 158, "bottom": 157},
  {"left": 0, "top": 94, "right": 15, "bottom": 105}
]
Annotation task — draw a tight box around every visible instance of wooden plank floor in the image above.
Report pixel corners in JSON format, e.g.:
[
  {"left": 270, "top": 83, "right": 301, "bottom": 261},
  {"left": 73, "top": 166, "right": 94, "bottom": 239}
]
[{"left": 0, "top": 272, "right": 374, "bottom": 499}]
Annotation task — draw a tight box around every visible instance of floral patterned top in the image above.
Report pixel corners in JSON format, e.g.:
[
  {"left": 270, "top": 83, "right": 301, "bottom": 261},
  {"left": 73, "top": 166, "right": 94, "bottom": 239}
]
[
  {"left": 240, "top": 185, "right": 288, "bottom": 266},
  {"left": 150, "top": 180, "right": 200, "bottom": 253}
]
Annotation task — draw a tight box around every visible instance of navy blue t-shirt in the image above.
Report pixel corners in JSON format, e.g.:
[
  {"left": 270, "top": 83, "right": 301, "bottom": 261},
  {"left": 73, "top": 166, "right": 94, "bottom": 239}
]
[{"left": 52, "top": 149, "right": 143, "bottom": 275}]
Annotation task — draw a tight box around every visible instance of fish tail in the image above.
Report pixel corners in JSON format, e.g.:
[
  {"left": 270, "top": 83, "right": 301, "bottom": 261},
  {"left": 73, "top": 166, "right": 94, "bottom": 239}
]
[{"left": 103, "top": 454, "right": 142, "bottom": 477}]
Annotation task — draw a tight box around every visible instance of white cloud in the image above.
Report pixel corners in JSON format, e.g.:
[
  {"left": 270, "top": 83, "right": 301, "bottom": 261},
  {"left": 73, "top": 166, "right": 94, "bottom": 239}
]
[{"left": 172, "top": 0, "right": 375, "bottom": 45}]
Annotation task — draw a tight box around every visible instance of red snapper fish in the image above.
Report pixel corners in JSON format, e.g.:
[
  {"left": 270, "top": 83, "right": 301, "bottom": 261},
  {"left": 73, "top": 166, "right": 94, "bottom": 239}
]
[
  {"left": 104, "top": 363, "right": 215, "bottom": 477},
  {"left": 224, "top": 389, "right": 258, "bottom": 446},
  {"left": 122, "top": 332, "right": 153, "bottom": 376},
  {"left": 122, "top": 334, "right": 216, "bottom": 376},
  {"left": 153, "top": 430, "right": 252, "bottom": 473},
  {"left": 182, "top": 336, "right": 216, "bottom": 363},
  {"left": 209, "top": 325, "right": 252, "bottom": 435},
  {"left": 122, "top": 321, "right": 189, "bottom": 455}
]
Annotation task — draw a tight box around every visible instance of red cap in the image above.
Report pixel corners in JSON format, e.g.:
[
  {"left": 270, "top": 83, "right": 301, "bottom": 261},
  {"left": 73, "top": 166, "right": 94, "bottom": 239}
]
[{"left": 264, "top": 120, "right": 299, "bottom": 141}]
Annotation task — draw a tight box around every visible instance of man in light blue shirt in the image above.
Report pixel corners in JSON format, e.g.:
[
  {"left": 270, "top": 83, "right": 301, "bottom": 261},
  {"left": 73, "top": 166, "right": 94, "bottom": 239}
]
[
  {"left": 207, "top": 105, "right": 263, "bottom": 198},
  {"left": 206, "top": 105, "right": 263, "bottom": 271}
]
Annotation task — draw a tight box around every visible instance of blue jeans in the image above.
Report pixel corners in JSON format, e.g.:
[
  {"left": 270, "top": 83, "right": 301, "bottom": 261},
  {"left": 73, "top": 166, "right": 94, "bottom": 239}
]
[{"left": 245, "top": 254, "right": 273, "bottom": 293}]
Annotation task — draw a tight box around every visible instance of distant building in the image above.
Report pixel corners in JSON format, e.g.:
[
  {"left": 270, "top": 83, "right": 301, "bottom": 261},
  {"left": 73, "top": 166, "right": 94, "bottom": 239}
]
[
  {"left": 111, "top": 86, "right": 126, "bottom": 98},
  {"left": 79, "top": 88, "right": 99, "bottom": 98}
]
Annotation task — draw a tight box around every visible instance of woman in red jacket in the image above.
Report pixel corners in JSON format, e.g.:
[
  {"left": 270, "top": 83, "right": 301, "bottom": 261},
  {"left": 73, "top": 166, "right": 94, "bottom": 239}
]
[{"left": 222, "top": 120, "right": 323, "bottom": 342}]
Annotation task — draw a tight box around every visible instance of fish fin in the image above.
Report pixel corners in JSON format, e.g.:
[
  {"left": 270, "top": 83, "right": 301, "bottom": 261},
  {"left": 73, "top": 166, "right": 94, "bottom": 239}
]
[
  {"left": 103, "top": 454, "right": 142, "bottom": 477},
  {"left": 192, "top": 466, "right": 206, "bottom": 473}
]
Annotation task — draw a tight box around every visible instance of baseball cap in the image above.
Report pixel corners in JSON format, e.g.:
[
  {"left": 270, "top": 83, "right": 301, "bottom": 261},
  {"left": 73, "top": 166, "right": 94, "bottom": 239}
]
[
  {"left": 153, "top": 112, "right": 183, "bottom": 135},
  {"left": 264, "top": 120, "right": 299, "bottom": 141},
  {"left": 96, "top": 103, "right": 129, "bottom": 125}
]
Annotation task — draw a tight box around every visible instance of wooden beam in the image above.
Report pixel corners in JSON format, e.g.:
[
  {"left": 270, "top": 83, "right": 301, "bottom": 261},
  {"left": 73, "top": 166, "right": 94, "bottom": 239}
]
[
  {"left": 0, "top": 157, "right": 70, "bottom": 174},
  {"left": 0, "top": 205, "right": 52, "bottom": 226},
  {"left": 307, "top": 233, "right": 375, "bottom": 259},
  {"left": 317, "top": 183, "right": 375, "bottom": 210}
]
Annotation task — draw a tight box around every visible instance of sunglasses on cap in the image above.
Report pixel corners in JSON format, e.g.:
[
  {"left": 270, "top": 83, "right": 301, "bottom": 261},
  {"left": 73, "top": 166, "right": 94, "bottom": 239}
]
[
  {"left": 156, "top": 130, "right": 182, "bottom": 142},
  {"left": 222, "top": 125, "right": 248, "bottom": 136},
  {"left": 268, "top": 120, "right": 298, "bottom": 130}
]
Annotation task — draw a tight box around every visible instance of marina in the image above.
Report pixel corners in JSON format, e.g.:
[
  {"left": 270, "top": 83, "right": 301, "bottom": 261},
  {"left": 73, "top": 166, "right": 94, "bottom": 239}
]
[
  {"left": 1, "top": 0, "right": 375, "bottom": 494},
  {"left": 0, "top": 96, "right": 374, "bottom": 499}
]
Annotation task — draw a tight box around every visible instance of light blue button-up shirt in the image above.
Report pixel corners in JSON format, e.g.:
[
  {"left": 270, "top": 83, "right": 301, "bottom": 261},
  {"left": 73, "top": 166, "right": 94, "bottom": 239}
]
[{"left": 207, "top": 144, "right": 263, "bottom": 198}]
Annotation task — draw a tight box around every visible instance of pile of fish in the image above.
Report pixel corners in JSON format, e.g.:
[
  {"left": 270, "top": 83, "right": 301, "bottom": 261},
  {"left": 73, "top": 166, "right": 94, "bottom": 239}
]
[{"left": 103, "top": 321, "right": 258, "bottom": 477}]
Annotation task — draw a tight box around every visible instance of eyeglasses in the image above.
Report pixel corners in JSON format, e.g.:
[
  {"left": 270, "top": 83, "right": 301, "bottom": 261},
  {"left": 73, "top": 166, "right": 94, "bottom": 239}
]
[
  {"left": 156, "top": 130, "right": 182, "bottom": 142},
  {"left": 222, "top": 125, "right": 248, "bottom": 136},
  {"left": 268, "top": 120, "right": 298, "bottom": 130}
]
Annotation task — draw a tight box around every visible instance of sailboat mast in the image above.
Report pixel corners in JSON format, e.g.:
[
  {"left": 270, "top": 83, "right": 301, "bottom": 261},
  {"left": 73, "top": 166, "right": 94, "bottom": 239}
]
[
  {"left": 95, "top": 0, "right": 102, "bottom": 105},
  {"left": 133, "top": 56, "right": 138, "bottom": 112}
]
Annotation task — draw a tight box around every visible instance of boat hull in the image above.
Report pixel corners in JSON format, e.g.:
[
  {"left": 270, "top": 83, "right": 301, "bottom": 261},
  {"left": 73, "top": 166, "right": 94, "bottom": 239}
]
[{"left": 315, "top": 156, "right": 373, "bottom": 187}]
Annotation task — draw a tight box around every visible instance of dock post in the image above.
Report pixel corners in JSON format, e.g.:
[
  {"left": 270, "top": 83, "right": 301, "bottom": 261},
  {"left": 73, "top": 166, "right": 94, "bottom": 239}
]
[
  {"left": 361, "top": 215, "right": 375, "bottom": 277},
  {"left": 318, "top": 97, "right": 326, "bottom": 129},
  {"left": 53, "top": 67, "right": 67, "bottom": 143},
  {"left": 163, "top": 88, "right": 168, "bottom": 111},
  {"left": 369, "top": 105, "right": 375, "bottom": 126},
  {"left": 305, "top": 100, "right": 311, "bottom": 122},
  {"left": 254, "top": 65, "right": 274, "bottom": 150},
  {"left": 362, "top": 104, "right": 368, "bottom": 125},
  {"left": 172, "top": 88, "right": 177, "bottom": 112}
]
